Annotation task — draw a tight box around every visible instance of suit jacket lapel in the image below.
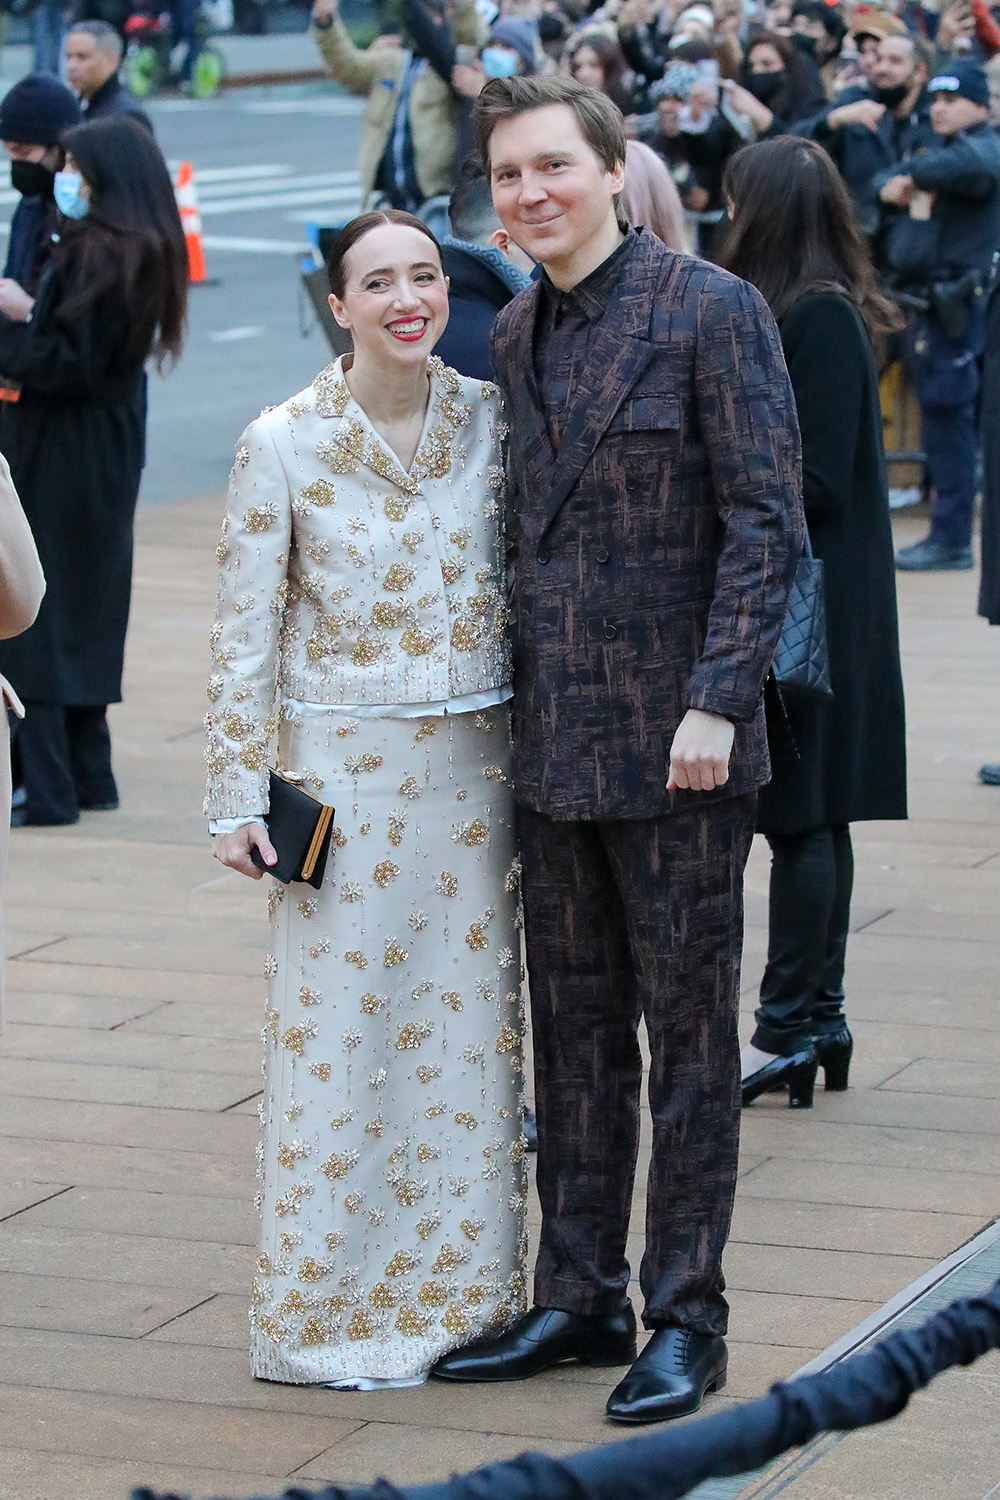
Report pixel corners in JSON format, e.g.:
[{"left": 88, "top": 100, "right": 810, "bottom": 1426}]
[
  {"left": 497, "top": 282, "right": 554, "bottom": 490},
  {"left": 537, "top": 234, "right": 662, "bottom": 539}
]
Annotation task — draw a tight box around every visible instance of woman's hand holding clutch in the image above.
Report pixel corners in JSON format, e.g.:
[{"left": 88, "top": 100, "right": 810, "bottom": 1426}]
[{"left": 213, "top": 822, "right": 278, "bottom": 879}]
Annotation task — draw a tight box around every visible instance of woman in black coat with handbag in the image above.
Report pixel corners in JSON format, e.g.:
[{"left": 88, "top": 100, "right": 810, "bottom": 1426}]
[
  {"left": 721, "top": 135, "right": 907, "bottom": 1107},
  {"left": 0, "top": 115, "right": 187, "bottom": 825}
]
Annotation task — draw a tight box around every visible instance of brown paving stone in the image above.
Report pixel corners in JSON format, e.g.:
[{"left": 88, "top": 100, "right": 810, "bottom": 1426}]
[
  {"left": 739, "top": 1114, "right": 1000, "bottom": 1176},
  {"left": 730, "top": 1200, "right": 984, "bottom": 1258},
  {"left": 0, "top": 1448, "right": 310, "bottom": 1500},
  {"left": 738, "top": 1158, "right": 1000, "bottom": 1217},
  {"left": 145, "top": 1293, "right": 248, "bottom": 1349},
  {"left": 124, "top": 1000, "right": 266, "bottom": 1040},
  {"left": 0, "top": 1137, "right": 250, "bottom": 1197},
  {"left": 0, "top": 1095, "right": 257, "bottom": 1153},
  {"left": 713, "top": 1289, "right": 881, "bottom": 1350},
  {"left": 0, "top": 1385, "right": 362, "bottom": 1473},
  {"left": 0, "top": 1224, "right": 253, "bottom": 1293},
  {"left": 22, "top": 1187, "right": 256, "bottom": 1245},
  {"left": 2, "top": 993, "right": 169, "bottom": 1030},
  {"left": 13, "top": 934, "right": 263, "bottom": 979},
  {"left": 5, "top": 958, "right": 252, "bottom": 1004},
  {"left": 723, "top": 1242, "right": 934, "bottom": 1302},
  {"left": 294, "top": 1426, "right": 588, "bottom": 1486},
  {"left": 0, "top": 1183, "right": 71, "bottom": 1222},
  {"left": 0, "top": 1272, "right": 214, "bottom": 1338},
  {"left": 880, "top": 1057, "right": 1000, "bottom": 1100},
  {"left": 0, "top": 1057, "right": 255, "bottom": 1111},
  {"left": 0, "top": 1022, "right": 261, "bottom": 1077}
]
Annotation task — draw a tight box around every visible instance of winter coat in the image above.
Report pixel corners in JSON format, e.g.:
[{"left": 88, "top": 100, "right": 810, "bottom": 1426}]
[
  {"left": 81, "top": 73, "right": 153, "bottom": 132},
  {"left": 435, "top": 238, "right": 530, "bottom": 382},
  {"left": 0, "top": 255, "right": 147, "bottom": 707},
  {"left": 313, "top": 0, "right": 486, "bottom": 204},
  {"left": 979, "top": 274, "right": 1000, "bottom": 625},
  {"left": 757, "top": 292, "right": 907, "bottom": 836}
]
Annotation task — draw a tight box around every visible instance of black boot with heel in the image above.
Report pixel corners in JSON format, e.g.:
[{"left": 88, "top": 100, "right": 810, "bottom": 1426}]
[
  {"left": 741, "top": 1047, "right": 819, "bottom": 1109},
  {"left": 815, "top": 1026, "right": 853, "bottom": 1091}
]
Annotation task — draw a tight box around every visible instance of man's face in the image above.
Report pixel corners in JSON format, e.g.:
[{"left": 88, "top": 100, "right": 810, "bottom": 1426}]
[
  {"left": 871, "top": 37, "right": 917, "bottom": 92},
  {"left": 855, "top": 34, "right": 880, "bottom": 79},
  {"left": 65, "top": 32, "right": 117, "bottom": 98},
  {"left": 657, "top": 95, "right": 683, "bottom": 135},
  {"left": 930, "top": 90, "right": 988, "bottom": 135},
  {"left": 489, "top": 104, "right": 625, "bottom": 271},
  {"left": 792, "top": 13, "right": 830, "bottom": 56},
  {"left": 3, "top": 141, "right": 48, "bottom": 161}
]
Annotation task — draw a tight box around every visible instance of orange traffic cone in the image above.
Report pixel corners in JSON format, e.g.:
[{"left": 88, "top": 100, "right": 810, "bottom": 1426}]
[{"left": 175, "top": 160, "right": 207, "bottom": 284}]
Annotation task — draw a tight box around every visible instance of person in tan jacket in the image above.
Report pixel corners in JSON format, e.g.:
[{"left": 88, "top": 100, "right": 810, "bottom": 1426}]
[
  {"left": 0, "top": 451, "right": 45, "bottom": 1033},
  {"left": 311, "top": 0, "right": 486, "bottom": 211}
]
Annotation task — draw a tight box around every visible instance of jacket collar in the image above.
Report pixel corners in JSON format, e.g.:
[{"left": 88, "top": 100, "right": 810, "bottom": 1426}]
[
  {"left": 502, "top": 227, "right": 665, "bottom": 537},
  {"left": 311, "top": 353, "right": 473, "bottom": 501}
]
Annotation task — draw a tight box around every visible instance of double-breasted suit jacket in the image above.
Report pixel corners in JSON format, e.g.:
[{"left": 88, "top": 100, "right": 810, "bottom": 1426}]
[{"left": 493, "top": 228, "right": 804, "bottom": 821}]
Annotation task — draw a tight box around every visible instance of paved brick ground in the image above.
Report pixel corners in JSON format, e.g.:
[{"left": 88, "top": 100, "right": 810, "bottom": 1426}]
[{"left": 0, "top": 497, "right": 998, "bottom": 1499}]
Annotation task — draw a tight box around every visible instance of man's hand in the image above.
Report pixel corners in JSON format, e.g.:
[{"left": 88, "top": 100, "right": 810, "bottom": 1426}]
[
  {"left": 213, "top": 822, "right": 278, "bottom": 879},
  {"left": 668, "top": 708, "right": 735, "bottom": 792},
  {"left": 827, "top": 98, "right": 885, "bottom": 132},
  {"left": 452, "top": 61, "right": 485, "bottom": 97},
  {"left": 0, "top": 279, "right": 34, "bottom": 322},
  {"left": 880, "top": 173, "right": 915, "bottom": 207},
  {"left": 312, "top": 0, "right": 336, "bottom": 23}
]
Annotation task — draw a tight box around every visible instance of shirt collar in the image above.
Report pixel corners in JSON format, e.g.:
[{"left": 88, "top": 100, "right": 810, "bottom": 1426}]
[{"left": 541, "top": 226, "right": 636, "bottom": 322}]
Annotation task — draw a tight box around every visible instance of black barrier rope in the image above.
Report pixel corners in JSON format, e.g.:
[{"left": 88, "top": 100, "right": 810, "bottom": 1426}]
[{"left": 134, "top": 1275, "right": 1000, "bottom": 1500}]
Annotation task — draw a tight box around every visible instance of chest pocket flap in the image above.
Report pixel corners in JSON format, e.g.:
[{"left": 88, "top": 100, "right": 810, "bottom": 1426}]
[{"left": 609, "top": 393, "right": 681, "bottom": 434}]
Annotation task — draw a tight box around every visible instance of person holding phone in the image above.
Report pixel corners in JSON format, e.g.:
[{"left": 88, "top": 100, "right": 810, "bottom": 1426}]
[{"left": 207, "top": 210, "right": 527, "bottom": 1389}]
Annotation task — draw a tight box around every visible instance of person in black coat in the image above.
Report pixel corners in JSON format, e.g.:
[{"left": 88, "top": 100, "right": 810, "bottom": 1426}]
[
  {"left": 721, "top": 135, "right": 907, "bottom": 1107},
  {"left": 0, "top": 115, "right": 187, "bottom": 826},
  {"left": 434, "top": 155, "right": 532, "bottom": 381},
  {"left": 977, "top": 267, "right": 1000, "bottom": 785},
  {"left": 0, "top": 74, "right": 81, "bottom": 297},
  {"left": 65, "top": 20, "right": 153, "bottom": 132}
]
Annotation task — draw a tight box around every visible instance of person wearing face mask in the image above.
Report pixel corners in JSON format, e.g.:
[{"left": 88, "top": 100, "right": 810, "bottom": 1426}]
[
  {"left": 796, "top": 32, "right": 936, "bottom": 265},
  {"left": 731, "top": 31, "right": 826, "bottom": 135},
  {"left": 311, "top": 0, "right": 487, "bottom": 216},
  {"left": 0, "top": 74, "right": 80, "bottom": 301},
  {"left": 789, "top": 0, "right": 846, "bottom": 96},
  {"left": 0, "top": 116, "right": 187, "bottom": 827}
]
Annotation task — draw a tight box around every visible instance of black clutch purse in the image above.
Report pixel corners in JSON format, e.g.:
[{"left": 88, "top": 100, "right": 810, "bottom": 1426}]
[
  {"left": 250, "top": 770, "right": 335, "bottom": 889},
  {"left": 772, "top": 526, "right": 834, "bottom": 702}
]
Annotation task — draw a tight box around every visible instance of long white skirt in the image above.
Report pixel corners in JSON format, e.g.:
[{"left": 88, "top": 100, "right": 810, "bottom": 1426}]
[{"left": 250, "top": 703, "right": 528, "bottom": 1384}]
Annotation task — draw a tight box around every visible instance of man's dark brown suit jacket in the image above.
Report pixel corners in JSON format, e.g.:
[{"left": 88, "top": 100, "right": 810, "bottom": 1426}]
[{"left": 493, "top": 227, "right": 804, "bottom": 820}]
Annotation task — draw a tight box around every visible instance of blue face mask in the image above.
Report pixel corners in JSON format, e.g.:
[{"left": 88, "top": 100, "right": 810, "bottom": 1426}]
[
  {"left": 53, "top": 170, "right": 89, "bottom": 220},
  {"left": 481, "top": 46, "right": 519, "bottom": 78}
]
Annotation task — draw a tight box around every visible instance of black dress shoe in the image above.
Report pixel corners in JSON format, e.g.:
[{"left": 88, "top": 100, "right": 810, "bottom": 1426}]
[
  {"left": 741, "top": 1046, "right": 818, "bottom": 1109},
  {"left": 431, "top": 1304, "right": 637, "bottom": 1382},
  {"left": 606, "top": 1328, "right": 727, "bottom": 1424},
  {"left": 979, "top": 763, "right": 1000, "bottom": 787},
  {"left": 523, "top": 1107, "right": 538, "bottom": 1153},
  {"left": 814, "top": 1026, "right": 853, "bottom": 1091}
]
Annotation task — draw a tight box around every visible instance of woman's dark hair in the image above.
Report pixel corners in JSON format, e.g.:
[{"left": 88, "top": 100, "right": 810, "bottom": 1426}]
[
  {"left": 739, "top": 29, "right": 820, "bottom": 125},
  {"left": 720, "top": 136, "right": 902, "bottom": 337},
  {"left": 568, "top": 32, "right": 634, "bottom": 113},
  {"left": 327, "top": 209, "right": 441, "bottom": 298},
  {"left": 58, "top": 115, "right": 187, "bottom": 368}
]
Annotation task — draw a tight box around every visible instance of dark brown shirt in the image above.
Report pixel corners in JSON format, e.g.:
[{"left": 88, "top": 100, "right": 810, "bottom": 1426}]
[{"left": 534, "top": 228, "right": 635, "bottom": 452}]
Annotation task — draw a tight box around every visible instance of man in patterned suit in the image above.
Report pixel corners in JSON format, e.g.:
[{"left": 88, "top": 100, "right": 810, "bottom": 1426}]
[{"left": 432, "top": 75, "right": 803, "bottom": 1423}]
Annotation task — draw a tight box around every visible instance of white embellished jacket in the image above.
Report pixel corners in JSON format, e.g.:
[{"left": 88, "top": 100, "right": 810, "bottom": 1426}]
[{"left": 204, "top": 356, "right": 511, "bottom": 820}]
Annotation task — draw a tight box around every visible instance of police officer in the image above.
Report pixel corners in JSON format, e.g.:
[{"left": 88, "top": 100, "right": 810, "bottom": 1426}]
[{"left": 879, "top": 60, "right": 1000, "bottom": 571}]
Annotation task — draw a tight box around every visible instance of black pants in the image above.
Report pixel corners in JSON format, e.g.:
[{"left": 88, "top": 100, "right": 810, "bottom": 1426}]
[
  {"left": 751, "top": 824, "right": 853, "bottom": 1056},
  {"left": 518, "top": 793, "right": 757, "bottom": 1338},
  {"left": 14, "top": 703, "right": 117, "bottom": 825}
]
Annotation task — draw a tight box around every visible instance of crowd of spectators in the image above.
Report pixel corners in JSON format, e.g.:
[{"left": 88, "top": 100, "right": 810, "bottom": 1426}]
[{"left": 313, "top": 0, "right": 1000, "bottom": 584}]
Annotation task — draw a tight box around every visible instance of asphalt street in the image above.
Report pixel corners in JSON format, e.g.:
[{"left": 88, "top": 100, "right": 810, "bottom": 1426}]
[{"left": 115, "top": 86, "right": 364, "bottom": 504}]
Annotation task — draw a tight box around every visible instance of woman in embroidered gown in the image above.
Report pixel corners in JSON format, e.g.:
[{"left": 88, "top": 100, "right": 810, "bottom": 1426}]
[{"left": 206, "top": 210, "right": 527, "bottom": 1388}]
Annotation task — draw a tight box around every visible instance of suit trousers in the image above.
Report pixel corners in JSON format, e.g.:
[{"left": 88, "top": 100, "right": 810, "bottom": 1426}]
[
  {"left": 518, "top": 793, "right": 757, "bottom": 1338},
  {"left": 14, "top": 703, "right": 117, "bottom": 825}
]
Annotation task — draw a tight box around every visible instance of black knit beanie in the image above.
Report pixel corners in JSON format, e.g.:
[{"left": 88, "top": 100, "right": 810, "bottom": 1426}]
[{"left": 0, "top": 73, "right": 81, "bottom": 147}]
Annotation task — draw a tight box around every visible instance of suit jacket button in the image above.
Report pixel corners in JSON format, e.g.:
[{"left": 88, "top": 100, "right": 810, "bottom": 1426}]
[
  {"left": 603, "top": 623, "right": 617, "bottom": 640},
  {"left": 596, "top": 547, "right": 610, "bottom": 564},
  {"left": 536, "top": 548, "right": 550, "bottom": 565}
]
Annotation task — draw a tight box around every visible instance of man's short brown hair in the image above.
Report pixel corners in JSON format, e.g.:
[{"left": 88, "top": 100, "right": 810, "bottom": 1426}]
[{"left": 473, "top": 75, "right": 627, "bottom": 176}]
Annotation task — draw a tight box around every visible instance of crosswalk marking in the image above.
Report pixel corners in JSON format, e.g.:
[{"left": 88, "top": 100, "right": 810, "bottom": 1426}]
[{"left": 0, "top": 164, "right": 363, "bottom": 252}]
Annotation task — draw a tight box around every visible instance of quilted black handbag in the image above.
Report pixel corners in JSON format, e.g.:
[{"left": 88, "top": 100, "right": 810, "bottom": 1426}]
[{"left": 772, "top": 525, "right": 833, "bottom": 701}]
